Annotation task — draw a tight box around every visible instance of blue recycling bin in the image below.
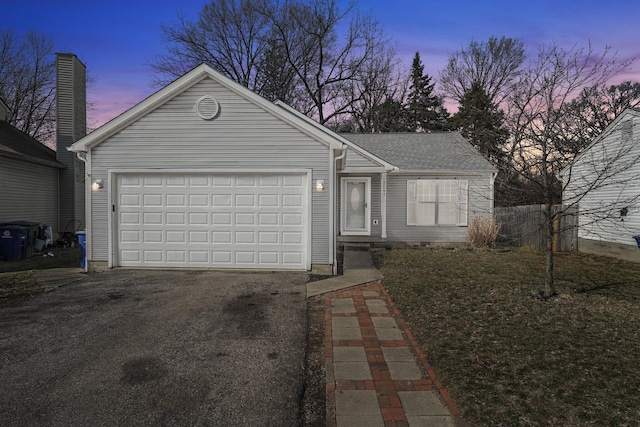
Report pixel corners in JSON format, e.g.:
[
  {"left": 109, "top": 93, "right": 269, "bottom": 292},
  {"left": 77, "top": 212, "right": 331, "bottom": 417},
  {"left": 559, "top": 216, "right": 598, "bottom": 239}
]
[
  {"left": 77, "top": 231, "right": 86, "bottom": 269},
  {"left": 0, "top": 225, "right": 28, "bottom": 261},
  {"left": 3, "top": 221, "right": 41, "bottom": 257}
]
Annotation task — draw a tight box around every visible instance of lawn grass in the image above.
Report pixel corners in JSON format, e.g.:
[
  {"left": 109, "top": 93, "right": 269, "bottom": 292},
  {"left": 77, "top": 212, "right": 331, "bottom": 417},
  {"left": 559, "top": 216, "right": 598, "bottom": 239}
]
[
  {"left": 375, "top": 247, "right": 640, "bottom": 426},
  {"left": 0, "top": 246, "right": 81, "bottom": 305}
]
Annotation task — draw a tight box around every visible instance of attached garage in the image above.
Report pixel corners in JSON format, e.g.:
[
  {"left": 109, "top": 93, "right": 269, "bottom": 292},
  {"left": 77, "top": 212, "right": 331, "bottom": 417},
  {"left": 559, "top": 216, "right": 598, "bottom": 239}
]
[{"left": 113, "top": 172, "right": 310, "bottom": 269}]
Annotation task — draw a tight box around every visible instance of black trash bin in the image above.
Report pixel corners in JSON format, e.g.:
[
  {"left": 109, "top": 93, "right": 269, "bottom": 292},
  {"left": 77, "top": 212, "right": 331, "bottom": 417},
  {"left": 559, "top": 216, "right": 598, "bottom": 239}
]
[{"left": 0, "top": 225, "right": 28, "bottom": 261}]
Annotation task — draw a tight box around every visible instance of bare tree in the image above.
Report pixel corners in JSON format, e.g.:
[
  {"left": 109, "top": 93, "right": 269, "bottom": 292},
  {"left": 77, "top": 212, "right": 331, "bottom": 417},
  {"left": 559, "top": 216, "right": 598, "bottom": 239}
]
[
  {"left": 504, "top": 42, "right": 635, "bottom": 298},
  {"left": 343, "top": 43, "right": 404, "bottom": 132},
  {"left": 0, "top": 29, "right": 56, "bottom": 144},
  {"left": 263, "top": 0, "right": 394, "bottom": 125},
  {"left": 439, "top": 36, "right": 525, "bottom": 105},
  {"left": 555, "top": 81, "right": 640, "bottom": 157},
  {"left": 150, "top": 0, "right": 273, "bottom": 88},
  {"left": 151, "top": 0, "right": 396, "bottom": 126}
]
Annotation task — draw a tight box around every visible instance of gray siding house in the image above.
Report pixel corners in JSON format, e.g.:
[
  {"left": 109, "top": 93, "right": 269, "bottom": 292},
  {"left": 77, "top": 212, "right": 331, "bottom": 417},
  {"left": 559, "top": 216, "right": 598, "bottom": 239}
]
[
  {"left": 0, "top": 108, "right": 64, "bottom": 232},
  {"left": 563, "top": 109, "right": 640, "bottom": 262},
  {"left": 340, "top": 133, "right": 497, "bottom": 244},
  {"left": 70, "top": 64, "right": 495, "bottom": 273},
  {"left": 0, "top": 54, "right": 86, "bottom": 240}
]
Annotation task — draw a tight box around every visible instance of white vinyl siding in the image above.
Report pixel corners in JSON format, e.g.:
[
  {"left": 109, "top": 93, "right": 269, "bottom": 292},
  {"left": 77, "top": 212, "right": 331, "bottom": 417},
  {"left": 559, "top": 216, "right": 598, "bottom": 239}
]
[
  {"left": 564, "top": 113, "right": 640, "bottom": 247},
  {"left": 407, "top": 179, "right": 468, "bottom": 226}
]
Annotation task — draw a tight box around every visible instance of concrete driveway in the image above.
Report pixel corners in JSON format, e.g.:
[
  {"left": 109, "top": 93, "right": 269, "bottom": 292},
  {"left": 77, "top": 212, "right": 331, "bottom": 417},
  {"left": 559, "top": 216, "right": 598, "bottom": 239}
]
[{"left": 0, "top": 269, "right": 308, "bottom": 426}]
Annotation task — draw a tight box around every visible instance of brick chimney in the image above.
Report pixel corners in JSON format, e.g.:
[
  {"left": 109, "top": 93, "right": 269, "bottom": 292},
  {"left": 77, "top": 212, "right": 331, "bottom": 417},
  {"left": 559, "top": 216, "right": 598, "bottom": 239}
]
[{"left": 56, "top": 53, "right": 87, "bottom": 234}]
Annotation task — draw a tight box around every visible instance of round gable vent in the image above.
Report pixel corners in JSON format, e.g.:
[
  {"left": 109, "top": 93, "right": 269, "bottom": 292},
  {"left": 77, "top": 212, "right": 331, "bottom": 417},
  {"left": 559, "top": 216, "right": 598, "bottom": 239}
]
[{"left": 196, "top": 95, "right": 219, "bottom": 120}]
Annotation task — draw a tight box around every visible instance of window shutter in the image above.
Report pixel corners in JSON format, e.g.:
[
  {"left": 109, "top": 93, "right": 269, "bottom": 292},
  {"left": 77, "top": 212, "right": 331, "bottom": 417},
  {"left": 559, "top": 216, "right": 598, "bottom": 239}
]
[
  {"left": 407, "top": 180, "right": 416, "bottom": 225},
  {"left": 458, "top": 180, "right": 468, "bottom": 226}
]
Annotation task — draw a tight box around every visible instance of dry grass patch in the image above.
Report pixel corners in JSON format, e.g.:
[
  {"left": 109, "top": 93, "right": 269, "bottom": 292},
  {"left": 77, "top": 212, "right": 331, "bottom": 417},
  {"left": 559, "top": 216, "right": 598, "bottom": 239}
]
[
  {"left": 375, "top": 247, "right": 640, "bottom": 426},
  {"left": 0, "top": 246, "right": 80, "bottom": 306}
]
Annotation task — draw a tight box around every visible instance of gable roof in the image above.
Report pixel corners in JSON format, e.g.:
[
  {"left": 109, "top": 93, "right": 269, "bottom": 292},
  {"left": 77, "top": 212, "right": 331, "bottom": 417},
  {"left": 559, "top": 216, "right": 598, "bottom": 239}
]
[
  {"left": 341, "top": 132, "right": 497, "bottom": 173},
  {"left": 0, "top": 120, "right": 64, "bottom": 168},
  {"left": 69, "top": 63, "right": 388, "bottom": 172},
  {"left": 561, "top": 108, "right": 640, "bottom": 176}
]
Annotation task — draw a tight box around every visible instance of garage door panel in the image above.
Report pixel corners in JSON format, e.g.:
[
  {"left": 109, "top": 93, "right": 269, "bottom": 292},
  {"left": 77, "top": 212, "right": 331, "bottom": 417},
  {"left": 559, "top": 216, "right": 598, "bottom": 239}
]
[
  {"left": 167, "top": 230, "right": 186, "bottom": 243},
  {"left": 143, "top": 194, "right": 163, "bottom": 206},
  {"left": 116, "top": 173, "right": 307, "bottom": 269},
  {"left": 166, "top": 194, "right": 186, "bottom": 206},
  {"left": 143, "top": 250, "right": 163, "bottom": 262},
  {"left": 189, "top": 251, "right": 209, "bottom": 263},
  {"left": 212, "top": 194, "right": 231, "bottom": 207},
  {"left": 282, "top": 213, "right": 303, "bottom": 226},
  {"left": 120, "top": 194, "right": 140, "bottom": 207},
  {"left": 258, "top": 213, "right": 279, "bottom": 226},
  {"left": 235, "top": 213, "right": 255, "bottom": 225},
  {"left": 189, "top": 212, "right": 208, "bottom": 225}
]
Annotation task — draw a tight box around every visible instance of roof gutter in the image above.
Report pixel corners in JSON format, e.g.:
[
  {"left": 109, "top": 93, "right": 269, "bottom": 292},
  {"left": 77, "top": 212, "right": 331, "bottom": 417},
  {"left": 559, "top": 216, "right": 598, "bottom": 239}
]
[{"left": 74, "top": 149, "right": 90, "bottom": 272}]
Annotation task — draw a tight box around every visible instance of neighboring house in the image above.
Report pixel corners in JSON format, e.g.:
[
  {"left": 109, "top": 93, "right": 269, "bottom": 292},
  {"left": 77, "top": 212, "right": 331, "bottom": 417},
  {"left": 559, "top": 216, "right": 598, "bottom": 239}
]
[
  {"left": 69, "top": 64, "right": 496, "bottom": 273},
  {"left": 0, "top": 53, "right": 86, "bottom": 240},
  {"left": 562, "top": 108, "right": 640, "bottom": 262},
  {"left": 0, "top": 102, "right": 64, "bottom": 233}
]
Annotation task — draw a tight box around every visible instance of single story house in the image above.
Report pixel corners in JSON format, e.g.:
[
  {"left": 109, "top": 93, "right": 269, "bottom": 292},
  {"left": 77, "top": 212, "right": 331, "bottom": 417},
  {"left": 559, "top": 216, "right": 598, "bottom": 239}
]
[
  {"left": 69, "top": 64, "right": 496, "bottom": 273},
  {"left": 562, "top": 108, "right": 640, "bottom": 262}
]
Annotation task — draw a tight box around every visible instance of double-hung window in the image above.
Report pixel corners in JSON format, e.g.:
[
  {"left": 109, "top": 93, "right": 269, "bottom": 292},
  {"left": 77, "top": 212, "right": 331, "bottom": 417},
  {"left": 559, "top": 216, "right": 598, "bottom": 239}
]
[{"left": 407, "top": 179, "right": 468, "bottom": 226}]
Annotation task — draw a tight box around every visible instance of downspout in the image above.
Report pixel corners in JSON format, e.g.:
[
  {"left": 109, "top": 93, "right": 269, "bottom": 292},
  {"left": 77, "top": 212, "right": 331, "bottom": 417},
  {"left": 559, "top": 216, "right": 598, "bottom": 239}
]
[
  {"left": 381, "top": 166, "right": 399, "bottom": 240},
  {"left": 490, "top": 171, "right": 498, "bottom": 215},
  {"left": 332, "top": 145, "right": 348, "bottom": 275},
  {"left": 74, "top": 150, "right": 90, "bottom": 271}
]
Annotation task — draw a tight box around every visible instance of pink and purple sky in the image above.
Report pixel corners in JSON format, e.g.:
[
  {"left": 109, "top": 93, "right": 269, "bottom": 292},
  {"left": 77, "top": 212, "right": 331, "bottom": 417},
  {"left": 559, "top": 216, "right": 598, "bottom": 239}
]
[{"left": 4, "top": 0, "right": 640, "bottom": 129}]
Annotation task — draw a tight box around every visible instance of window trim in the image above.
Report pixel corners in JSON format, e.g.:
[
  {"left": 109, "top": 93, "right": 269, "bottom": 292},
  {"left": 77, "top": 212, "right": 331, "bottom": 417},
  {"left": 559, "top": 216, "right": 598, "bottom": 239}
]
[{"left": 406, "top": 179, "right": 468, "bottom": 226}]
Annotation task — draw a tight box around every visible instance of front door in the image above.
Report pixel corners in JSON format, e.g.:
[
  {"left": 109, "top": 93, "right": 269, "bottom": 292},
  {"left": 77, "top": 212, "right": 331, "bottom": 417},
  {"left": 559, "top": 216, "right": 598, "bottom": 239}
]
[{"left": 341, "top": 177, "right": 371, "bottom": 235}]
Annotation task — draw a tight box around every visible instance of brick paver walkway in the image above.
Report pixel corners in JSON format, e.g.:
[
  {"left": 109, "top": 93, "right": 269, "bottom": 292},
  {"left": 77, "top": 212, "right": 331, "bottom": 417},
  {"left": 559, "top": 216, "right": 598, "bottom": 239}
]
[{"left": 323, "top": 280, "right": 463, "bottom": 427}]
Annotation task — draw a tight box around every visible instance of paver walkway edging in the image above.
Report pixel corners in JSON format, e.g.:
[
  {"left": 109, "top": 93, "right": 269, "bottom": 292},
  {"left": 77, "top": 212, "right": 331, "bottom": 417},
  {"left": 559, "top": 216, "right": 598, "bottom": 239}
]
[{"left": 323, "top": 280, "right": 466, "bottom": 427}]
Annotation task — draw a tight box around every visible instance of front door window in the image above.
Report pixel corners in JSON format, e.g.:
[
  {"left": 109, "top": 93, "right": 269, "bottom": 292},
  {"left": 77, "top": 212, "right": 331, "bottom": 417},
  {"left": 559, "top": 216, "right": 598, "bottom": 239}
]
[{"left": 341, "top": 177, "right": 371, "bottom": 235}]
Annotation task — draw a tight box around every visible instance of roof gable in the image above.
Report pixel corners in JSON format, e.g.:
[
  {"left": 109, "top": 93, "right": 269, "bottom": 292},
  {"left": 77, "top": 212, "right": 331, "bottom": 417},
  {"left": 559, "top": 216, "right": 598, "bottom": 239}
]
[
  {"left": 341, "top": 132, "right": 497, "bottom": 173},
  {"left": 562, "top": 108, "right": 640, "bottom": 174},
  {"left": 71, "top": 64, "right": 380, "bottom": 157}
]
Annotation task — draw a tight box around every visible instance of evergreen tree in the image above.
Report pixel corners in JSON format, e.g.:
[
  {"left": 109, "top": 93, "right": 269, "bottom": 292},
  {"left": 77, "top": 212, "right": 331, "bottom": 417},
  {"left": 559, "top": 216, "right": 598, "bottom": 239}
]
[
  {"left": 371, "top": 97, "right": 410, "bottom": 132},
  {"left": 407, "top": 52, "right": 450, "bottom": 131},
  {"left": 451, "top": 81, "right": 508, "bottom": 164}
]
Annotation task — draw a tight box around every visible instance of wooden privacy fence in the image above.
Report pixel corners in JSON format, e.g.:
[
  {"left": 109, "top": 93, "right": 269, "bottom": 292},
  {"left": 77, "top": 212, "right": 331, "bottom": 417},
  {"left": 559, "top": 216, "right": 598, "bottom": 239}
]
[{"left": 494, "top": 205, "right": 578, "bottom": 252}]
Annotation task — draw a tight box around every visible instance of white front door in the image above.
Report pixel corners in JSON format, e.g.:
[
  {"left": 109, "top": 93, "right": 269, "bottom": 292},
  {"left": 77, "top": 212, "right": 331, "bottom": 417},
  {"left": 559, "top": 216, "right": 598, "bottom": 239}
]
[{"left": 341, "top": 177, "right": 371, "bottom": 235}]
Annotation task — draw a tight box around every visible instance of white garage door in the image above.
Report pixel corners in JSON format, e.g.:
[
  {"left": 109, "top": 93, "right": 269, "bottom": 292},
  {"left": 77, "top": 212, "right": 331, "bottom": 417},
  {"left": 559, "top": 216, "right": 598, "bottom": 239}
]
[{"left": 115, "top": 173, "right": 308, "bottom": 269}]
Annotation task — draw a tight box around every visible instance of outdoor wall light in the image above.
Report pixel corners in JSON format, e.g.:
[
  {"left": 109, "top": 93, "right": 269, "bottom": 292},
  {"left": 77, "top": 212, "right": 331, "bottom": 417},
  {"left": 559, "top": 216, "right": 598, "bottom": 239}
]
[
  {"left": 316, "top": 179, "right": 325, "bottom": 192},
  {"left": 92, "top": 179, "right": 103, "bottom": 191}
]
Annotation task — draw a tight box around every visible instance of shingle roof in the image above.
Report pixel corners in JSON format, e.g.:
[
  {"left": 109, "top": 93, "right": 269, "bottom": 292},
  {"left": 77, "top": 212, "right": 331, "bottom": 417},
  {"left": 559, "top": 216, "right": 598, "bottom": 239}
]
[
  {"left": 0, "top": 120, "right": 63, "bottom": 168},
  {"left": 340, "top": 132, "right": 496, "bottom": 173}
]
